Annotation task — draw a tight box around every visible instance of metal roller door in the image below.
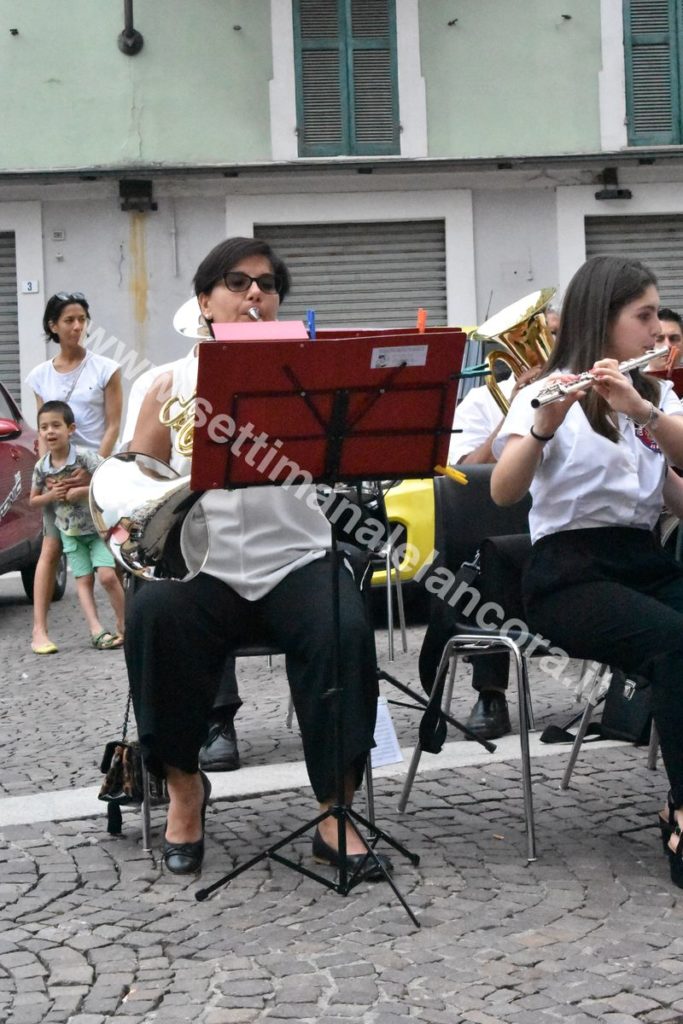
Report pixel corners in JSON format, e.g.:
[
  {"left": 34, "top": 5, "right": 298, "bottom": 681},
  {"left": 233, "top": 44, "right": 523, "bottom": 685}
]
[
  {"left": 255, "top": 220, "right": 446, "bottom": 329},
  {"left": 585, "top": 215, "right": 683, "bottom": 311},
  {"left": 0, "top": 233, "right": 19, "bottom": 400}
]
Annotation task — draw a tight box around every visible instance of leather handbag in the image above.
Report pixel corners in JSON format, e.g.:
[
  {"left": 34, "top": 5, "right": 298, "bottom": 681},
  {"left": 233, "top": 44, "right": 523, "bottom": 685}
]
[
  {"left": 598, "top": 669, "right": 652, "bottom": 745},
  {"left": 99, "top": 692, "right": 167, "bottom": 834}
]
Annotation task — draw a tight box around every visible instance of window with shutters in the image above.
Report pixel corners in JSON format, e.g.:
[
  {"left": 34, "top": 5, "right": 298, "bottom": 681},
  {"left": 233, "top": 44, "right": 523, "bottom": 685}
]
[
  {"left": 293, "top": 0, "right": 399, "bottom": 157},
  {"left": 624, "top": 0, "right": 683, "bottom": 144}
]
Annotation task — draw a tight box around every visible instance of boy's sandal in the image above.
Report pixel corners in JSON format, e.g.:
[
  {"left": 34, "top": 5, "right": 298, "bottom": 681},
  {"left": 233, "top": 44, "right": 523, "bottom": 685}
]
[{"left": 91, "top": 630, "right": 122, "bottom": 651}]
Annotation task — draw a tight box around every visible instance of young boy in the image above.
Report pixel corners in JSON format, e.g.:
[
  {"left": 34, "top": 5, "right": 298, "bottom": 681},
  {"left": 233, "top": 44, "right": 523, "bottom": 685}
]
[{"left": 30, "top": 400, "right": 125, "bottom": 650}]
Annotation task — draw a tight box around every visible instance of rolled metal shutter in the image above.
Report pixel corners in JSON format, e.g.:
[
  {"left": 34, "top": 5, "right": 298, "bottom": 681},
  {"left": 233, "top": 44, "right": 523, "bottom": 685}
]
[
  {"left": 255, "top": 220, "right": 446, "bottom": 329},
  {"left": 585, "top": 215, "right": 683, "bottom": 311},
  {"left": 0, "top": 233, "right": 19, "bottom": 401}
]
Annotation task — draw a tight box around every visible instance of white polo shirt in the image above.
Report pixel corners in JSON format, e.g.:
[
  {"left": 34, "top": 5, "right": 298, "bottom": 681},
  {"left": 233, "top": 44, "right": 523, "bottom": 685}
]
[{"left": 493, "top": 374, "right": 683, "bottom": 545}]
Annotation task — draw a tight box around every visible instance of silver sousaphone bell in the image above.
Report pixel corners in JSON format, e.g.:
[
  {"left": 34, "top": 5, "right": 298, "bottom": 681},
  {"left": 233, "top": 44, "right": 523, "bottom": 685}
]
[{"left": 89, "top": 451, "right": 207, "bottom": 581}]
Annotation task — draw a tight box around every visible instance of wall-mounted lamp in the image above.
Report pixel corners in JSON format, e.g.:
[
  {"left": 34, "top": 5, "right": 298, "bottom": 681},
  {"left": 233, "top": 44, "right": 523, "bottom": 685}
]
[
  {"left": 119, "top": 180, "right": 157, "bottom": 212},
  {"left": 118, "top": 0, "right": 144, "bottom": 56},
  {"left": 595, "top": 167, "right": 632, "bottom": 201}
]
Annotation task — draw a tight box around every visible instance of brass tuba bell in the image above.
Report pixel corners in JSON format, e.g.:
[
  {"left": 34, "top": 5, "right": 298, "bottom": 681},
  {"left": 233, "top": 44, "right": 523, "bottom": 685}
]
[
  {"left": 89, "top": 452, "right": 207, "bottom": 580},
  {"left": 471, "top": 287, "right": 556, "bottom": 414}
]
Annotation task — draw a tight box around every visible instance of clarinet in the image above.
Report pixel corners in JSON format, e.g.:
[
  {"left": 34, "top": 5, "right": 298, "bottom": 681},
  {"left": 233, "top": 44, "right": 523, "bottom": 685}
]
[{"left": 531, "top": 347, "right": 669, "bottom": 408}]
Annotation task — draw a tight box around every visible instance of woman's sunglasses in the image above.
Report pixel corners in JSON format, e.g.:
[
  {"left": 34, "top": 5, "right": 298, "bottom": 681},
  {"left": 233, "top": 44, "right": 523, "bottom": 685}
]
[
  {"left": 222, "top": 272, "right": 280, "bottom": 295},
  {"left": 54, "top": 291, "right": 88, "bottom": 304}
]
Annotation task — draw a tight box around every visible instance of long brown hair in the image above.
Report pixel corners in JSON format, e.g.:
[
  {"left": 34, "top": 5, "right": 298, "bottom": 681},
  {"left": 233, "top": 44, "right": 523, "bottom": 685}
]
[{"left": 545, "top": 256, "right": 660, "bottom": 441}]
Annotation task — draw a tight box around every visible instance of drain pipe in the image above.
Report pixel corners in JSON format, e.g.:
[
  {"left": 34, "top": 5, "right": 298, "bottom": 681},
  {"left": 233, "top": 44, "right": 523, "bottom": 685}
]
[{"left": 118, "top": 0, "right": 144, "bottom": 56}]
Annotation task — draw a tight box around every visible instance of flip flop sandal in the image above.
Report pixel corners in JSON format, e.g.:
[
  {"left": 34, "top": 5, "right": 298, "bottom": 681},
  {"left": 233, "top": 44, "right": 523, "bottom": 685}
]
[
  {"left": 91, "top": 630, "right": 118, "bottom": 650},
  {"left": 109, "top": 633, "right": 125, "bottom": 649}
]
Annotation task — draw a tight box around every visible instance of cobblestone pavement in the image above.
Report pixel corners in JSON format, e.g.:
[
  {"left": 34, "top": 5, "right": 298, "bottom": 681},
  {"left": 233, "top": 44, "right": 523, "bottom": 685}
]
[{"left": 1, "top": 576, "right": 682, "bottom": 1024}]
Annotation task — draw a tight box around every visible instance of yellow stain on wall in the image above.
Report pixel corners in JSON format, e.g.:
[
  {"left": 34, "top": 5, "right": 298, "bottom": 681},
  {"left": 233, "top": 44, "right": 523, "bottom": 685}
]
[{"left": 129, "top": 212, "right": 148, "bottom": 329}]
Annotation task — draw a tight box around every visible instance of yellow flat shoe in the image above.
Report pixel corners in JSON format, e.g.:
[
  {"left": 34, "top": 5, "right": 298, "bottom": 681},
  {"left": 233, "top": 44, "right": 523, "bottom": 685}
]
[{"left": 32, "top": 642, "right": 58, "bottom": 655}]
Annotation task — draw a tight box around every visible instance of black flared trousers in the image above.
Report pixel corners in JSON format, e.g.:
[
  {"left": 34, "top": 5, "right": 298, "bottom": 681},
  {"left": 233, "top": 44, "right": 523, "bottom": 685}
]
[
  {"left": 124, "top": 555, "right": 378, "bottom": 802},
  {"left": 523, "top": 526, "right": 683, "bottom": 806}
]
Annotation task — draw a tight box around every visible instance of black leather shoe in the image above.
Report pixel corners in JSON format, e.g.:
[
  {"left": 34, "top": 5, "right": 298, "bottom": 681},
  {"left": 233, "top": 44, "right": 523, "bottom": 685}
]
[
  {"left": 465, "top": 691, "right": 511, "bottom": 740},
  {"left": 163, "top": 772, "right": 211, "bottom": 875},
  {"left": 199, "top": 717, "right": 240, "bottom": 772},
  {"left": 312, "top": 827, "right": 394, "bottom": 882}
]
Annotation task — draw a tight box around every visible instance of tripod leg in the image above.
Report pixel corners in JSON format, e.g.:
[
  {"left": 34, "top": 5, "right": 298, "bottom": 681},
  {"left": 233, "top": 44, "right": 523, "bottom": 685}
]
[{"left": 377, "top": 665, "right": 496, "bottom": 752}]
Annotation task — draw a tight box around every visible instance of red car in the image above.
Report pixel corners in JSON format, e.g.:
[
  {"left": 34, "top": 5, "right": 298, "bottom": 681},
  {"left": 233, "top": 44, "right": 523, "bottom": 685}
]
[{"left": 0, "top": 380, "right": 67, "bottom": 601}]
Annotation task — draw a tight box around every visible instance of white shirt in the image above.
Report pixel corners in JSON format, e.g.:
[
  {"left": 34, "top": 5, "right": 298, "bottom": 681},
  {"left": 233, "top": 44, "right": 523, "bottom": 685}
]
[
  {"left": 169, "top": 347, "right": 331, "bottom": 600},
  {"left": 120, "top": 360, "right": 177, "bottom": 448},
  {"left": 25, "top": 351, "right": 119, "bottom": 450},
  {"left": 493, "top": 374, "right": 683, "bottom": 544},
  {"left": 448, "top": 378, "right": 515, "bottom": 464}
]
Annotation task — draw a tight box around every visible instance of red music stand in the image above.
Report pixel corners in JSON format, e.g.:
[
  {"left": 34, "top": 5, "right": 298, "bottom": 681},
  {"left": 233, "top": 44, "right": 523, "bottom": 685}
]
[{"left": 192, "top": 327, "right": 468, "bottom": 923}]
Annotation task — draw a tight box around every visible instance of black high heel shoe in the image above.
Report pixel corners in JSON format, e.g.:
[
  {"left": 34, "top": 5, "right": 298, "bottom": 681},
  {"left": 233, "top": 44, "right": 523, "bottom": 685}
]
[
  {"left": 659, "top": 792, "right": 683, "bottom": 889},
  {"left": 312, "top": 827, "right": 393, "bottom": 882},
  {"left": 163, "top": 771, "right": 211, "bottom": 875},
  {"left": 659, "top": 792, "right": 678, "bottom": 852}
]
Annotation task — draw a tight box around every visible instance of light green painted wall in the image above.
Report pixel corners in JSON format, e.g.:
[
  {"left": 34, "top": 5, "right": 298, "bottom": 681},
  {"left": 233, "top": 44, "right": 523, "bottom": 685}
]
[
  {"left": 419, "top": 0, "right": 603, "bottom": 157},
  {"left": 1, "top": 0, "right": 273, "bottom": 170},
  {"left": 2, "top": 0, "right": 606, "bottom": 171}
]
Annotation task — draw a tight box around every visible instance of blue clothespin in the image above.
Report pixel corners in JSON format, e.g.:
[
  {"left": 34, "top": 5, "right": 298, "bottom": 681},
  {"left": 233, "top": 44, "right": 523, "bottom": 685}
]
[{"left": 306, "top": 309, "right": 316, "bottom": 340}]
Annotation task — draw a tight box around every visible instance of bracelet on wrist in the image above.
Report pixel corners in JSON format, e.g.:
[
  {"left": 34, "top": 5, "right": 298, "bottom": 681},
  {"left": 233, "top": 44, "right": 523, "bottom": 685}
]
[
  {"left": 633, "top": 402, "right": 660, "bottom": 429},
  {"left": 530, "top": 425, "right": 554, "bottom": 443}
]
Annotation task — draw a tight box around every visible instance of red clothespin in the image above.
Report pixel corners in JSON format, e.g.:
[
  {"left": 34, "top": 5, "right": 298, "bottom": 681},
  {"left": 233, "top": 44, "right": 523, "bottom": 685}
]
[{"left": 416, "top": 308, "right": 427, "bottom": 334}]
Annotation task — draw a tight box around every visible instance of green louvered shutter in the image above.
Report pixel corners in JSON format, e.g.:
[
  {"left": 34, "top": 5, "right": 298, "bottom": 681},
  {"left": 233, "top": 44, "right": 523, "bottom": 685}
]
[
  {"left": 293, "top": 0, "right": 399, "bottom": 157},
  {"left": 624, "top": 0, "right": 680, "bottom": 144}
]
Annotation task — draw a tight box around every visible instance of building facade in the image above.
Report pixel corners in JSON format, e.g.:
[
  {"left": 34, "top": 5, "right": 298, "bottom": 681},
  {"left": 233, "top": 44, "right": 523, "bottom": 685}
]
[{"left": 2, "top": 0, "right": 682, "bottom": 414}]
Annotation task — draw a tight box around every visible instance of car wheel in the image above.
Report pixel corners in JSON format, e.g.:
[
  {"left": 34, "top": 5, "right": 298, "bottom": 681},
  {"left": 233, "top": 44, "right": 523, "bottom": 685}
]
[
  {"left": 52, "top": 553, "right": 68, "bottom": 601},
  {"left": 21, "top": 553, "right": 68, "bottom": 603}
]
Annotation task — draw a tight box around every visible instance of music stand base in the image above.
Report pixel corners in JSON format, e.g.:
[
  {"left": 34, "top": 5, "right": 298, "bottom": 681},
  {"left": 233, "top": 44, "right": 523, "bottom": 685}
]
[{"left": 195, "top": 805, "right": 421, "bottom": 927}]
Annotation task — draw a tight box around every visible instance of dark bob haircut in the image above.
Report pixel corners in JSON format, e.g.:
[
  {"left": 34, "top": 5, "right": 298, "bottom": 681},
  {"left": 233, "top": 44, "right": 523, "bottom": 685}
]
[
  {"left": 43, "top": 292, "right": 90, "bottom": 343},
  {"left": 193, "top": 237, "right": 291, "bottom": 303},
  {"left": 37, "top": 400, "right": 75, "bottom": 427}
]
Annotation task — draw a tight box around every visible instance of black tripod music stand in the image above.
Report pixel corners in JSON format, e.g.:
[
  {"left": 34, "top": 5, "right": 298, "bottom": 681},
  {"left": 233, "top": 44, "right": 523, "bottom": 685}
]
[{"left": 191, "top": 327, "right": 469, "bottom": 924}]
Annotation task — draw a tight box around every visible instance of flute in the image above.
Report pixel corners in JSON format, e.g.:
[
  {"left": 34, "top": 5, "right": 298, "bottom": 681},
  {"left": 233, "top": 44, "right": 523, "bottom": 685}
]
[{"left": 530, "top": 347, "right": 669, "bottom": 408}]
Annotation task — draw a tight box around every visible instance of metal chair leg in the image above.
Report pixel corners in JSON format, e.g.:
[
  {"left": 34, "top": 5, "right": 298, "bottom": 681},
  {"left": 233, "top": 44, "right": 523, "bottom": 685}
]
[
  {"left": 389, "top": 545, "right": 408, "bottom": 655},
  {"left": 385, "top": 545, "right": 395, "bottom": 662},
  {"left": 512, "top": 645, "right": 536, "bottom": 863},
  {"left": 364, "top": 752, "right": 375, "bottom": 824},
  {"left": 397, "top": 653, "right": 459, "bottom": 813},
  {"left": 647, "top": 720, "right": 659, "bottom": 771},
  {"left": 140, "top": 760, "right": 152, "bottom": 853}
]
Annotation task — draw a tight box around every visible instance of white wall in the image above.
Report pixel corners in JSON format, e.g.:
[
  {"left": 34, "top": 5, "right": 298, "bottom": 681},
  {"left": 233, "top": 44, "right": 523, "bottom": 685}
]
[{"left": 0, "top": 202, "right": 45, "bottom": 415}]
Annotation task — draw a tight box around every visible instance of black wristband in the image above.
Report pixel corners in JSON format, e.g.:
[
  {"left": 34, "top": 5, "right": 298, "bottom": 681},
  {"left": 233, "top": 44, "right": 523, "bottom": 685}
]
[{"left": 530, "top": 425, "right": 554, "bottom": 443}]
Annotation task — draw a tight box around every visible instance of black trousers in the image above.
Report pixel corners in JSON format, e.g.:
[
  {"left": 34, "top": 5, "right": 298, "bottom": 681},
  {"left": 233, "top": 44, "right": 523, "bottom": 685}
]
[
  {"left": 124, "top": 556, "right": 378, "bottom": 802},
  {"left": 126, "top": 576, "right": 242, "bottom": 716},
  {"left": 523, "top": 526, "right": 683, "bottom": 806}
]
